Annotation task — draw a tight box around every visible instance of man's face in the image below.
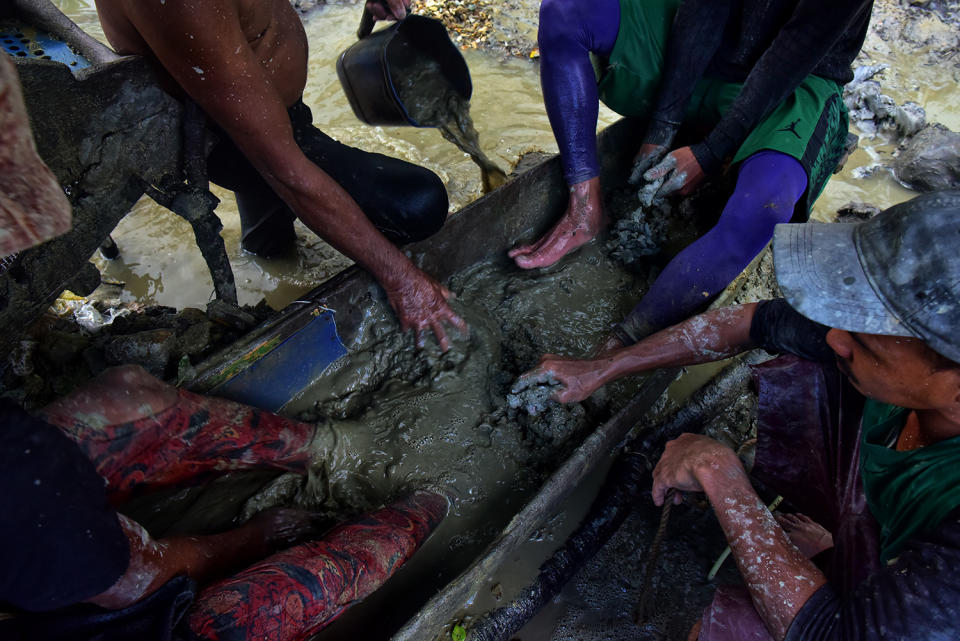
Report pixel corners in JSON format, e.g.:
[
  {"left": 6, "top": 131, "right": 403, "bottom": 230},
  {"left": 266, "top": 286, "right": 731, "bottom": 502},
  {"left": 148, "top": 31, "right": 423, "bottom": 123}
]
[{"left": 825, "top": 329, "right": 959, "bottom": 410}]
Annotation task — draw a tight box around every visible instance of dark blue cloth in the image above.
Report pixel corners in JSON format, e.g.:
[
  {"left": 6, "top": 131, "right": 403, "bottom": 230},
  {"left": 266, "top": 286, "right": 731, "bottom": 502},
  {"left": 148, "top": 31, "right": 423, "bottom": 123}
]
[
  {"left": 0, "top": 400, "right": 128, "bottom": 612},
  {"left": 749, "top": 297, "right": 834, "bottom": 364},
  {"left": 537, "top": 0, "right": 620, "bottom": 184},
  {"left": 0, "top": 400, "right": 196, "bottom": 641}
]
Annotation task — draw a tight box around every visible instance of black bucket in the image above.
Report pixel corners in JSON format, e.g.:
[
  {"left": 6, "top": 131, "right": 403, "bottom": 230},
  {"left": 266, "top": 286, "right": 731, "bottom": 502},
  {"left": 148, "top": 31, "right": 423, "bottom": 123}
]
[{"left": 336, "top": 15, "right": 472, "bottom": 127}]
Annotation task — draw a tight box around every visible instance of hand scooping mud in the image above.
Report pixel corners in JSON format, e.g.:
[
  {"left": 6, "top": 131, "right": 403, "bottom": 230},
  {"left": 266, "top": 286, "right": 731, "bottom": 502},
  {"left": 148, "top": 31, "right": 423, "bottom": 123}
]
[
  {"left": 630, "top": 146, "right": 705, "bottom": 206},
  {"left": 384, "top": 269, "right": 468, "bottom": 352},
  {"left": 514, "top": 354, "right": 604, "bottom": 405}
]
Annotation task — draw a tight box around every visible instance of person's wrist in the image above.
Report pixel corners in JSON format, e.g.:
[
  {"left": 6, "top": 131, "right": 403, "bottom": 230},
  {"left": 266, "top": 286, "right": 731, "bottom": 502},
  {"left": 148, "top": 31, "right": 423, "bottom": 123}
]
[{"left": 693, "top": 446, "right": 746, "bottom": 495}]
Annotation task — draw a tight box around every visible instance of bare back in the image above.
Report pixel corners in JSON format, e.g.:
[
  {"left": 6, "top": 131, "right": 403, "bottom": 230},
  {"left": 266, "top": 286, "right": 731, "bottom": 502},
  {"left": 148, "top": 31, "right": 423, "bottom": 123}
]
[{"left": 95, "top": 0, "right": 308, "bottom": 107}]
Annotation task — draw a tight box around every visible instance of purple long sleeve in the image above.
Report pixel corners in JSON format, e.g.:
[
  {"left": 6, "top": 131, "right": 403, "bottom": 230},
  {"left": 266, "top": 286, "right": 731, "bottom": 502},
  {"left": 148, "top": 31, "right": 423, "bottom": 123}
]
[
  {"left": 617, "top": 151, "right": 807, "bottom": 343},
  {"left": 538, "top": 0, "right": 621, "bottom": 185}
]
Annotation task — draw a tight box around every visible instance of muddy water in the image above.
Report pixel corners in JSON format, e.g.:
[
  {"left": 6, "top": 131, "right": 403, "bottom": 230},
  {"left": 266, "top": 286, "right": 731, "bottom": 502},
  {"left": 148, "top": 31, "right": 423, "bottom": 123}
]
[
  {"left": 57, "top": 0, "right": 606, "bottom": 310},
  {"left": 392, "top": 54, "right": 509, "bottom": 192}
]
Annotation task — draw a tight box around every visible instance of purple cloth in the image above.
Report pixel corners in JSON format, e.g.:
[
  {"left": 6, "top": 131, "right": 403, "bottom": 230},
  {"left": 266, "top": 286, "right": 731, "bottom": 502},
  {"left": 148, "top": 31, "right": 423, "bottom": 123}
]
[
  {"left": 617, "top": 150, "right": 807, "bottom": 343},
  {"left": 697, "top": 354, "right": 880, "bottom": 641},
  {"left": 538, "top": 0, "right": 620, "bottom": 185}
]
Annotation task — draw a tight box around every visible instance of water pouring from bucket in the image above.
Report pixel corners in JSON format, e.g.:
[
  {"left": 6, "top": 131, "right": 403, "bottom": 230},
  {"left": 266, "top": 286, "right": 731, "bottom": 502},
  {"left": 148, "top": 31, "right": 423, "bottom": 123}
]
[{"left": 337, "top": 5, "right": 508, "bottom": 193}]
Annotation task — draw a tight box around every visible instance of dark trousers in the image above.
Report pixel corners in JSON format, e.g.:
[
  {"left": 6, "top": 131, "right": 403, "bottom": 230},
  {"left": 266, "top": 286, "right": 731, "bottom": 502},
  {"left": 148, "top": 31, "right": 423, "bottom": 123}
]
[{"left": 206, "top": 101, "right": 449, "bottom": 257}]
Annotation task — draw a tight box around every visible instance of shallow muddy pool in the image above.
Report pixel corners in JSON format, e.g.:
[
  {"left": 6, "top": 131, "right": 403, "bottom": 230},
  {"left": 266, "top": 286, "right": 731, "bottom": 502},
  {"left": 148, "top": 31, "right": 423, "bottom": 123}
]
[
  {"left": 55, "top": 0, "right": 955, "bottom": 313},
  {"left": 56, "top": 0, "right": 618, "bottom": 309}
]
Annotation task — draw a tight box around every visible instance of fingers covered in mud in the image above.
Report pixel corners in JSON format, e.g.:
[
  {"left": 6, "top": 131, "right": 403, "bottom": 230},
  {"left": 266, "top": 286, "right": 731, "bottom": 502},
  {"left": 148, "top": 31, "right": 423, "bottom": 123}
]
[
  {"left": 387, "top": 273, "right": 469, "bottom": 352},
  {"left": 629, "top": 143, "right": 669, "bottom": 185},
  {"left": 507, "top": 370, "right": 562, "bottom": 415},
  {"left": 514, "top": 355, "right": 601, "bottom": 405}
]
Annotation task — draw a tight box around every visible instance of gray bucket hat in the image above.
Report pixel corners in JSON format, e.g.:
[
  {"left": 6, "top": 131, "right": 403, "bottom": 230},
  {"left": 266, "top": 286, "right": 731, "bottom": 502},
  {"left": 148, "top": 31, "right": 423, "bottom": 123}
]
[{"left": 773, "top": 190, "right": 960, "bottom": 363}]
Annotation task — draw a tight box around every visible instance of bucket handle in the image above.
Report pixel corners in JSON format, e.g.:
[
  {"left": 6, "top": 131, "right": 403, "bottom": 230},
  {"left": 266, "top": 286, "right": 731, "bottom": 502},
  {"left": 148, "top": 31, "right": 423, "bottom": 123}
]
[
  {"left": 357, "top": 1, "right": 410, "bottom": 39},
  {"left": 357, "top": 7, "right": 376, "bottom": 39}
]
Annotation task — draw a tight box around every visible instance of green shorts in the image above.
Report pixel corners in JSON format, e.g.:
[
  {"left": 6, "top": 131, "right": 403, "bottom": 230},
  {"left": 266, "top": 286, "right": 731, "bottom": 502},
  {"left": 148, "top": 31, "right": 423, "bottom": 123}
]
[{"left": 596, "top": 0, "right": 849, "bottom": 215}]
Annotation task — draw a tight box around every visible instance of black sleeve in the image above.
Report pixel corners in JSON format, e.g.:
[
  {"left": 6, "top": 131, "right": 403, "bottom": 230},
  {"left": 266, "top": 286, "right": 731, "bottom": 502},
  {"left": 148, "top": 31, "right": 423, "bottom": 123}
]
[
  {"left": 785, "top": 509, "right": 960, "bottom": 641},
  {"left": 749, "top": 298, "right": 834, "bottom": 364},
  {"left": 0, "top": 401, "right": 129, "bottom": 612},
  {"left": 643, "top": 0, "right": 731, "bottom": 148},
  {"left": 692, "top": 0, "right": 873, "bottom": 174}
]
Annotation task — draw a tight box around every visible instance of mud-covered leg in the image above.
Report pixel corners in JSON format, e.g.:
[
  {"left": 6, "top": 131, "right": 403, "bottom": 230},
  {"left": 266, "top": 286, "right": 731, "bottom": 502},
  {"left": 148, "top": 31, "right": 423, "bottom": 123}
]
[
  {"left": 40, "top": 365, "right": 317, "bottom": 503},
  {"left": 188, "top": 491, "right": 449, "bottom": 641}
]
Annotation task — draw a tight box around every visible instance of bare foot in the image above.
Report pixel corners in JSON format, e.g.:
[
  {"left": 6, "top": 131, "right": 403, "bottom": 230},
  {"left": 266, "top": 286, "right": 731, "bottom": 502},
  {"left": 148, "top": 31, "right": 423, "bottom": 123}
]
[
  {"left": 775, "top": 512, "right": 833, "bottom": 559},
  {"left": 246, "top": 507, "right": 331, "bottom": 551},
  {"left": 509, "top": 177, "right": 607, "bottom": 269}
]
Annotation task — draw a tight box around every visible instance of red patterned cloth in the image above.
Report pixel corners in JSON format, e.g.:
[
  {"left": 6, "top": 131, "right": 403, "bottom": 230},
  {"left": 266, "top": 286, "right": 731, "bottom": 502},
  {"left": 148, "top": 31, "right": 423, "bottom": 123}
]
[
  {"left": 188, "top": 491, "right": 449, "bottom": 641},
  {"left": 46, "top": 387, "right": 315, "bottom": 504}
]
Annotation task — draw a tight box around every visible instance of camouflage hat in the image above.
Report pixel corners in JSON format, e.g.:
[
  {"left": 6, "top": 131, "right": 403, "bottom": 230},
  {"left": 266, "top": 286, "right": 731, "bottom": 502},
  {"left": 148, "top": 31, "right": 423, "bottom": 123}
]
[{"left": 774, "top": 190, "right": 960, "bottom": 363}]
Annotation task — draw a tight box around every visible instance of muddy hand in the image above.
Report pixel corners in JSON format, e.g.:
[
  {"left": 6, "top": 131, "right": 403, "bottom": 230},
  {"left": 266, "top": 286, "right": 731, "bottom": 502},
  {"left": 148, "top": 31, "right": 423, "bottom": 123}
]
[
  {"left": 365, "top": 0, "right": 410, "bottom": 21},
  {"left": 641, "top": 146, "right": 705, "bottom": 199},
  {"left": 628, "top": 143, "right": 668, "bottom": 186},
  {"left": 775, "top": 512, "right": 834, "bottom": 559},
  {"left": 386, "top": 270, "right": 468, "bottom": 352},
  {"left": 515, "top": 355, "right": 598, "bottom": 404},
  {"left": 652, "top": 433, "right": 739, "bottom": 506}
]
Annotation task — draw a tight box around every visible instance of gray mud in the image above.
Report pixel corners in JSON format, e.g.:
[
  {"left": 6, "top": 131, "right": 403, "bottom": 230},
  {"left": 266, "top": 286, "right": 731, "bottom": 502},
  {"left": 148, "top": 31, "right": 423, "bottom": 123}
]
[
  {"left": 231, "top": 238, "right": 652, "bottom": 637},
  {"left": 393, "top": 54, "right": 509, "bottom": 192},
  {"left": 506, "top": 374, "right": 562, "bottom": 416}
]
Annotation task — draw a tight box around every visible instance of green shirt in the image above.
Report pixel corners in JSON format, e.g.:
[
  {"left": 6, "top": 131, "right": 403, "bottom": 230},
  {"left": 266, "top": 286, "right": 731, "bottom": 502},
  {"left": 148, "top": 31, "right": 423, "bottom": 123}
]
[{"left": 860, "top": 399, "right": 960, "bottom": 562}]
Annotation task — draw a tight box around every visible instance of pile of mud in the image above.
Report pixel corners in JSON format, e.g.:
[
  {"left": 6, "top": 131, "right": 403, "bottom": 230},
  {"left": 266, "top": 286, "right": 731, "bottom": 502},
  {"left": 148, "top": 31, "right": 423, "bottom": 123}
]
[{"left": 0, "top": 298, "right": 272, "bottom": 411}]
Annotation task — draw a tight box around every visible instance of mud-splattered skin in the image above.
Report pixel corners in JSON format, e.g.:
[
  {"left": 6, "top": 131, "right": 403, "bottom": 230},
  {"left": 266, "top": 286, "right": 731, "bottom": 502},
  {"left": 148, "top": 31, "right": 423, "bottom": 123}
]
[
  {"left": 652, "top": 434, "right": 826, "bottom": 641},
  {"left": 519, "top": 303, "right": 758, "bottom": 404},
  {"left": 0, "top": 56, "right": 72, "bottom": 256},
  {"left": 88, "top": 508, "right": 324, "bottom": 610},
  {"left": 94, "top": 0, "right": 463, "bottom": 349}
]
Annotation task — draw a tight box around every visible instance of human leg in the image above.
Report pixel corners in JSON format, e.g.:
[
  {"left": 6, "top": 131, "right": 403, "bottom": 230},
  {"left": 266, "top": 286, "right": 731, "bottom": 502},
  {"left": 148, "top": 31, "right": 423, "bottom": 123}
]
[
  {"left": 41, "top": 365, "right": 318, "bottom": 503},
  {"left": 616, "top": 151, "right": 806, "bottom": 343},
  {"left": 188, "top": 490, "right": 448, "bottom": 641},
  {"left": 205, "top": 100, "right": 449, "bottom": 255},
  {"left": 512, "top": 0, "right": 683, "bottom": 269},
  {"left": 205, "top": 129, "right": 299, "bottom": 258},
  {"left": 509, "top": 0, "right": 619, "bottom": 269},
  {"left": 289, "top": 102, "right": 448, "bottom": 245}
]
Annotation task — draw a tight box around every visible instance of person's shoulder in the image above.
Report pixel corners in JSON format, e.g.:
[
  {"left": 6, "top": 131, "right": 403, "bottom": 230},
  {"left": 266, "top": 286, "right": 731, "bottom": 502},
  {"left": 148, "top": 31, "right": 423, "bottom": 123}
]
[{"left": 750, "top": 298, "right": 835, "bottom": 364}]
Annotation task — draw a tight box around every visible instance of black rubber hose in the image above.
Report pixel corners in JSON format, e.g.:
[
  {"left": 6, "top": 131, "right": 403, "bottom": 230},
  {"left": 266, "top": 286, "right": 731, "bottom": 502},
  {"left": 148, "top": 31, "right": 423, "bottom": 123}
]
[{"left": 467, "top": 449, "right": 650, "bottom": 641}]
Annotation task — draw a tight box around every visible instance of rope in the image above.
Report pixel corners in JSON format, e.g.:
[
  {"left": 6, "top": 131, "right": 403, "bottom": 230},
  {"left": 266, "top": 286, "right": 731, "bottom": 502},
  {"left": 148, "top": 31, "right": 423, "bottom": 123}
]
[{"left": 635, "top": 488, "right": 675, "bottom": 624}]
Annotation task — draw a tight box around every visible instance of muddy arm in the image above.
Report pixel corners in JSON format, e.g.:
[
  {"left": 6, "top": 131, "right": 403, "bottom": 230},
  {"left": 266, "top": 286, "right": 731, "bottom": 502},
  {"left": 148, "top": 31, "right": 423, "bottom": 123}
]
[{"left": 11, "top": 0, "right": 120, "bottom": 65}]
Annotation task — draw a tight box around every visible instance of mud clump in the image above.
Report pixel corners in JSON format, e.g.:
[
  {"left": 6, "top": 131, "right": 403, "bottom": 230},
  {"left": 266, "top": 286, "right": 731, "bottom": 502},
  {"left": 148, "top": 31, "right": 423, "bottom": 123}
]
[
  {"left": 506, "top": 374, "right": 561, "bottom": 415},
  {"left": 894, "top": 123, "right": 960, "bottom": 191}
]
